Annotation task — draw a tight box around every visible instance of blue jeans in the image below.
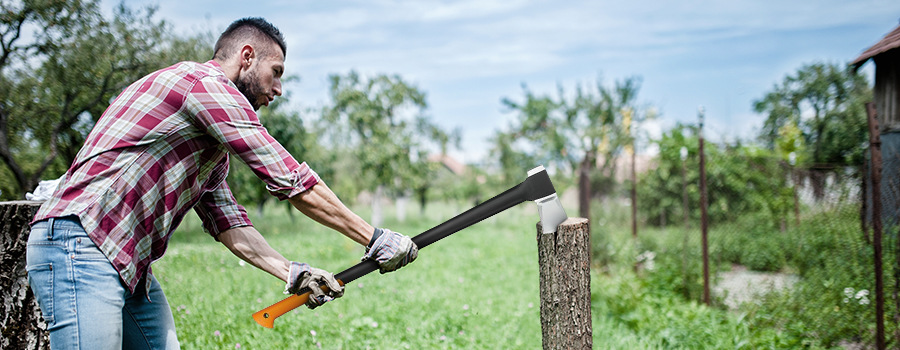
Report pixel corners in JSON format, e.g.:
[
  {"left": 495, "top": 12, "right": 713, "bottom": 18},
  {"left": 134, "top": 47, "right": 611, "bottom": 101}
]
[{"left": 26, "top": 216, "right": 180, "bottom": 349}]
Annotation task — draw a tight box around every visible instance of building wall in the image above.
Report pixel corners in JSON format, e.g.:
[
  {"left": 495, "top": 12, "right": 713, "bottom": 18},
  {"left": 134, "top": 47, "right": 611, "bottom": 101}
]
[{"left": 875, "top": 51, "right": 900, "bottom": 132}]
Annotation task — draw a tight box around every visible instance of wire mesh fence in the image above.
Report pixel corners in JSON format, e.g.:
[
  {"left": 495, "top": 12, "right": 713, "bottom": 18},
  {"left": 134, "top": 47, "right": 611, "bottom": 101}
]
[{"left": 620, "top": 130, "right": 900, "bottom": 348}]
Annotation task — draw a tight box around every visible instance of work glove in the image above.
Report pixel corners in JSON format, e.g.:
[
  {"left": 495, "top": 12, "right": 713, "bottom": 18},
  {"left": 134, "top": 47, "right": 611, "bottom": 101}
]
[
  {"left": 284, "top": 261, "right": 344, "bottom": 309},
  {"left": 362, "top": 228, "right": 418, "bottom": 274}
]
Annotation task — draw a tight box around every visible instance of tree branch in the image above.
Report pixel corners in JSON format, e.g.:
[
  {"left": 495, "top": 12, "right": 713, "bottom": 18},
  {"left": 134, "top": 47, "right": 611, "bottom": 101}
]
[
  {"left": 0, "top": 8, "right": 33, "bottom": 69},
  {"left": 0, "top": 108, "right": 29, "bottom": 196}
]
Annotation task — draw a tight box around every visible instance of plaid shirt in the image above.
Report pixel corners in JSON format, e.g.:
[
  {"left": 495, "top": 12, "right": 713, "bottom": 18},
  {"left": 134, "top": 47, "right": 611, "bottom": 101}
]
[{"left": 33, "top": 60, "right": 319, "bottom": 293}]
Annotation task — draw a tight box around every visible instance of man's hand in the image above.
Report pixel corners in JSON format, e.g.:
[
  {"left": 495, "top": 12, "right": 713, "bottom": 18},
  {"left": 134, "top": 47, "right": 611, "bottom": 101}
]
[
  {"left": 362, "top": 228, "right": 418, "bottom": 274},
  {"left": 284, "top": 261, "right": 344, "bottom": 309}
]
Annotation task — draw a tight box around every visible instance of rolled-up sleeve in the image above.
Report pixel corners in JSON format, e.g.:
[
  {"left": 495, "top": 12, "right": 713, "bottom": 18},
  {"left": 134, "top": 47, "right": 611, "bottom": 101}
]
[
  {"left": 183, "top": 75, "right": 319, "bottom": 200},
  {"left": 194, "top": 180, "right": 253, "bottom": 239}
]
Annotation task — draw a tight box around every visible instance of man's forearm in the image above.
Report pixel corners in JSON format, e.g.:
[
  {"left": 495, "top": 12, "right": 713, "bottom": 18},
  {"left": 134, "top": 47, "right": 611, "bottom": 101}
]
[
  {"left": 288, "top": 180, "right": 373, "bottom": 246},
  {"left": 218, "top": 226, "right": 291, "bottom": 282}
]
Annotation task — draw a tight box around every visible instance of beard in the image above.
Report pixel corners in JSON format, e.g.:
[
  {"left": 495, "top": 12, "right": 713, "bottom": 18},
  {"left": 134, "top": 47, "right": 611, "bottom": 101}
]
[{"left": 235, "top": 70, "right": 265, "bottom": 111}]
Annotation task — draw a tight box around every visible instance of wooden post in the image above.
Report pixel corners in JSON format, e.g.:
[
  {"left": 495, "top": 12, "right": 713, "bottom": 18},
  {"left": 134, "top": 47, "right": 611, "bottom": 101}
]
[
  {"left": 537, "top": 217, "right": 591, "bottom": 350},
  {"left": 0, "top": 201, "right": 49, "bottom": 350},
  {"left": 865, "top": 102, "right": 885, "bottom": 350},
  {"left": 698, "top": 107, "right": 711, "bottom": 306}
]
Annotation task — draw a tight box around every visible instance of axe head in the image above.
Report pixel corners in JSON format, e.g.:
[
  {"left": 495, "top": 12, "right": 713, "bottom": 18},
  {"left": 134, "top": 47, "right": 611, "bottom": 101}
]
[{"left": 525, "top": 166, "right": 568, "bottom": 234}]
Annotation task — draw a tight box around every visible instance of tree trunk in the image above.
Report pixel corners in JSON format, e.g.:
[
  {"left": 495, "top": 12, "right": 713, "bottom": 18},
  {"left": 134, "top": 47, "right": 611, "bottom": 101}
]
[
  {"left": 810, "top": 169, "right": 826, "bottom": 201},
  {"left": 371, "top": 185, "right": 384, "bottom": 228},
  {"left": 417, "top": 187, "right": 427, "bottom": 215},
  {"left": 0, "top": 201, "right": 50, "bottom": 349},
  {"left": 537, "top": 217, "right": 591, "bottom": 350},
  {"left": 396, "top": 194, "right": 407, "bottom": 223},
  {"left": 578, "top": 155, "right": 592, "bottom": 220}
]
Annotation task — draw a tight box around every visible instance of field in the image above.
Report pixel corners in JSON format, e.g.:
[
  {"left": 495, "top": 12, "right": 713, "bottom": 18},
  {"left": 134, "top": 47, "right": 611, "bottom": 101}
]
[
  {"left": 159, "top": 203, "right": 547, "bottom": 349},
  {"left": 157, "top": 200, "right": 863, "bottom": 349}
]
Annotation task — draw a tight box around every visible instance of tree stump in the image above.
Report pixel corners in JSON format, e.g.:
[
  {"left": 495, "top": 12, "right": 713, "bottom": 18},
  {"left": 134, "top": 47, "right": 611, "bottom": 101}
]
[
  {"left": 537, "top": 217, "right": 591, "bottom": 350},
  {"left": 0, "top": 201, "right": 49, "bottom": 350}
]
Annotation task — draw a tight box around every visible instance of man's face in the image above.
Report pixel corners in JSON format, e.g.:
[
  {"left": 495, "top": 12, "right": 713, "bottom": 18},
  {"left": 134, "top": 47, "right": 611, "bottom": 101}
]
[{"left": 236, "top": 46, "right": 284, "bottom": 111}]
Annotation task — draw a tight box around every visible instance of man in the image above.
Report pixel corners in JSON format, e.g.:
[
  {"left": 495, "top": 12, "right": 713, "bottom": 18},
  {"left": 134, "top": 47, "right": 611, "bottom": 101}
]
[{"left": 26, "top": 17, "right": 417, "bottom": 349}]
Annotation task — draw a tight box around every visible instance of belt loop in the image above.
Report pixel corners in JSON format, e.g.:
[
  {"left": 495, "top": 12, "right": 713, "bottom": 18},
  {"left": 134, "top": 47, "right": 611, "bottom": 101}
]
[{"left": 47, "top": 217, "right": 55, "bottom": 240}]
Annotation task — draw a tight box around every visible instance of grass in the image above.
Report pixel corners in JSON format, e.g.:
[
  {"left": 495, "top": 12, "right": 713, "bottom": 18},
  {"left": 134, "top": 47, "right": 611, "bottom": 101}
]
[
  {"left": 156, "top": 200, "right": 799, "bottom": 349},
  {"left": 158, "top": 202, "right": 545, "bottom": 349}
]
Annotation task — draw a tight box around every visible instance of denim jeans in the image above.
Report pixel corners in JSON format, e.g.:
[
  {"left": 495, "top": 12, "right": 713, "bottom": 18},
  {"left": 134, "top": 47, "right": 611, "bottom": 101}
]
[{"left": 26, "top": 216, "right": 180, "bottom": 349}]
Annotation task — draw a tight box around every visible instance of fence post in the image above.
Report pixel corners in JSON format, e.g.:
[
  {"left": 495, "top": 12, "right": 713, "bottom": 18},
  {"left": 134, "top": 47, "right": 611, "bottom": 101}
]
[
  {"left": 537, "top": 217, "right": 591, "bottom": 350},
  {"left": 698, "top": 107, "right": 711, "bottom": 306},
  {"left": 865, "top": 102, "right": 885, "bottom": 350},
  {"left": 0, "top": 201, "right": 49, "bottom": 350}
]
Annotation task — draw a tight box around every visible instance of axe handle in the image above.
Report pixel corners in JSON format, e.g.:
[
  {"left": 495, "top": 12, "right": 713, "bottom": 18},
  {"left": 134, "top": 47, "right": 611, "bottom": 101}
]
[
  {"left": 252, "top": 280, "right": 346, "bottom": 329},
  {"left": 252, "top": 178, "right": 530, "bottom": 328}
]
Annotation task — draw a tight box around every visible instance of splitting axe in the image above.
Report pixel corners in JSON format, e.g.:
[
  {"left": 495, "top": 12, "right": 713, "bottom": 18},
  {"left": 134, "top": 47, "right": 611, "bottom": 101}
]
[{"left": 252, "top": 165, "right": 568, "bottom": 328}]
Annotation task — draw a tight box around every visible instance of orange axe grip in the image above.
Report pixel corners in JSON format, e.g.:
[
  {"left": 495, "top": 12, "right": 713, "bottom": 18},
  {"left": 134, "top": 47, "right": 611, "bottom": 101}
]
[{"left": 252, "top": 280, "right": 345, "bottom": 329}]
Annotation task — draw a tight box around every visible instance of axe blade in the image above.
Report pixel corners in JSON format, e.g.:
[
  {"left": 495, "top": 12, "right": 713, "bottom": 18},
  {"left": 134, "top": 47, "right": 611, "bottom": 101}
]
[{"left": 525, "top": 166, "right": 568, "bottom": 234}]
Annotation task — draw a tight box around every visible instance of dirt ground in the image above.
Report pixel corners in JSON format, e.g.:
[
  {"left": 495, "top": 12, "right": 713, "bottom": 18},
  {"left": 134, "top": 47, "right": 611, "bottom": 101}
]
[{"left": 714, "top": 264, "right": 799, "bottom": 309}]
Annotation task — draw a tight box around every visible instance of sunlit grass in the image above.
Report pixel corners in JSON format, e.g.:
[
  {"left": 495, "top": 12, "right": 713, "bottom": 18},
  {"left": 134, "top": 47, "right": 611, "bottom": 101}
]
[
  {"left": 158, "top": 201, "right": 545, "bottom": 349},
  {"left": 156, "top": 200, "right": 777, "bottom": 349}
]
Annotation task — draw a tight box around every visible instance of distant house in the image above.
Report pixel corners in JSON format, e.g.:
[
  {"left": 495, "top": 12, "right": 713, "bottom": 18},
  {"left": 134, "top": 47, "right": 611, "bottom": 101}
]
[
  {"left": 852, "top": 22, "right": 900, "bottom": 226},
  {"left": 427, "top": 153, "right": 468, "bottom": 176}
]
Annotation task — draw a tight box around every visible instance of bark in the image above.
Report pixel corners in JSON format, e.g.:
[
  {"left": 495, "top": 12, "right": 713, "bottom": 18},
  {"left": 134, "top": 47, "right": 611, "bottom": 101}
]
[
  {"left": 0, "top": 201, "right": 49, "bottom": 349},
  {"left": 537, "top": 217, "right": 591, "bottom": 350}
]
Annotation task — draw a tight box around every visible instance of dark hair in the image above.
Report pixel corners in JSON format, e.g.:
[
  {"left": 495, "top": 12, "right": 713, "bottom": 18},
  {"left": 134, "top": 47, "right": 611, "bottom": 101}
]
[{"left": 213, "top": 17, "right": 286, "bottom": 60}]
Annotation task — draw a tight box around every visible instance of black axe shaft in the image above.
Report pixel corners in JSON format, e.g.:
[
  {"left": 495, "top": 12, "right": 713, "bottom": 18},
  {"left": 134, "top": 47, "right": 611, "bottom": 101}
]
[{"left": 252, "top": 168, "right": 557, "bottom": 328}]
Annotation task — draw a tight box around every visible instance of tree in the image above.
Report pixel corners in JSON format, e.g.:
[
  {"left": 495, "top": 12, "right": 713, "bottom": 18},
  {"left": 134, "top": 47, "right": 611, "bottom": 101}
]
[
  {"left": 0, "top": 0, "right": 211, "bottom": 199},
  {"left": 322, "top": 71, "right": 453, "bottom": 226},
  {"left": 498, "top": 76, "right": 649, "bottom": 219},
  {"left": 638, "top": 124, "right": 793, "bottom": 228},
  {"left": 754, "top": 62, "right": 871, "bottom": 199}
]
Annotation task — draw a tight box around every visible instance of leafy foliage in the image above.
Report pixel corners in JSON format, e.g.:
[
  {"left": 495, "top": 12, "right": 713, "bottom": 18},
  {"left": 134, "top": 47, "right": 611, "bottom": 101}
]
[
  {"left": 496, "top": 76, "right": 652, "bottom": 218},
  {"left": 321, "top": 71, "right": 458, "bottom": 223},
  {"left": 638, "top": 124, "right": 794, "bottom": 228},
  {"left": 0, "top": 0, "right": 212, "bottom": 199},
  {"left": 754, "top": 62, "right": 871, "bottom": 167}
]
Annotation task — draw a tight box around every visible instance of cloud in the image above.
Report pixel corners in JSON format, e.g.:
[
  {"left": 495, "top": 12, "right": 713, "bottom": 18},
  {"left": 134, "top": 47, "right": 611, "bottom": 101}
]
[{"left": 106, "top": 0, "right": 900, "bottom": 163}]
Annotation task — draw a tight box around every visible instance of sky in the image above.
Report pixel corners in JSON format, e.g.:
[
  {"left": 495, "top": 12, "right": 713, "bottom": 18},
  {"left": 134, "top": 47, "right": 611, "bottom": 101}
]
[{"left": 105, "top": 0, "right": 900, "bottom": 164}]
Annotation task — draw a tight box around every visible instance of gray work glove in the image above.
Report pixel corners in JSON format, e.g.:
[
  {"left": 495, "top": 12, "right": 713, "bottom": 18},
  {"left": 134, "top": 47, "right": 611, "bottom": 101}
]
[
  {"left": 284, "top": 261, "right": 344, "bottom": 309},
  {"left": 362, "top": 228, "right": 418, "bottom": 274}
]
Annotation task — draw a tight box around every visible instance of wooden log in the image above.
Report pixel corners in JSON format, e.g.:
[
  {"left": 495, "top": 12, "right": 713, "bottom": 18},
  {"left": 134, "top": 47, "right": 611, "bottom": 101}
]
[
  {"left": 0, "top": 201, "right": 49, "bottom": 350},
  {"left": 537, "top": 217, "right": 591, "bottom": 350}
]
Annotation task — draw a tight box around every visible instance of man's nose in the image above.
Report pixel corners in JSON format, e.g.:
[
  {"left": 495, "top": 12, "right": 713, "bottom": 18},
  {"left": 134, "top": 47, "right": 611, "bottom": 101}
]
[{"left": 273, "top": 79, "right": 283, "bottom": 96}]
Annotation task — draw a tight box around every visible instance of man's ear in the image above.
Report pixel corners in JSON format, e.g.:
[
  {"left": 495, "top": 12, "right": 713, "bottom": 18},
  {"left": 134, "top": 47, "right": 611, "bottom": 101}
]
[{"left": 239, "top": 44, "right": 256, "bottom": 70}]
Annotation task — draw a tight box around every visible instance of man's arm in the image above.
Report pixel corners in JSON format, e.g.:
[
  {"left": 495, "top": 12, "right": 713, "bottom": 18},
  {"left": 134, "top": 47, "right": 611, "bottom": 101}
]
[
  {"left": 218, "top": 226, "right": 291, "bottom": 282},
  {"left": 287, "top": 180, "right": 373, "bottom": 246},
  {"left": 219, "top": 226, "right": 344, "bottom": 308}
]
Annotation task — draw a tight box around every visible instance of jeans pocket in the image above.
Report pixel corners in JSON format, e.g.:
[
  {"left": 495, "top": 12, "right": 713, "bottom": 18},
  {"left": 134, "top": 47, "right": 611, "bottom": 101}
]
[
  {"left": 74, "top": 236, "right": 108, "bottom": 261},
  {"left": 26, "top": 263, "right": 55, "bottom": 326}
]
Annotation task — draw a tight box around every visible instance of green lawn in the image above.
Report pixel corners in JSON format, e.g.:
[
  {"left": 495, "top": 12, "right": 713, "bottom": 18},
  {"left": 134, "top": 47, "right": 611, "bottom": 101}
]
[
  {"left": 158, "top": 203, "right": 547, "bottom": 349},
  {"left": 156, "top": 201, "right": 761, "bottom": 349}
]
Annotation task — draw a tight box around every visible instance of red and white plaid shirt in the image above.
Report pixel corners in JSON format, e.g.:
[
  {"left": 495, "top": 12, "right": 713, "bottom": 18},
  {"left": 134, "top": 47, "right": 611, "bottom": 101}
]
[{"left": 33, "top": 60, "right": 319, "bottom": 292}]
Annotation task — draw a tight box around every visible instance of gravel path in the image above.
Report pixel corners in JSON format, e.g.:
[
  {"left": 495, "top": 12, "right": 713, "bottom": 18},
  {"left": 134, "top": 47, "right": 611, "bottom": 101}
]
[{"left": 714, "top": 264, "right": 799, "bottom": 309}]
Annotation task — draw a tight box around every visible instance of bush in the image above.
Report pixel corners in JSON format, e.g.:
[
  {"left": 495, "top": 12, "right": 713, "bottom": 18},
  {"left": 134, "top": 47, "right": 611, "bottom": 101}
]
[{"left": 592, "top": 199, "right": 895, "bottom": 348}]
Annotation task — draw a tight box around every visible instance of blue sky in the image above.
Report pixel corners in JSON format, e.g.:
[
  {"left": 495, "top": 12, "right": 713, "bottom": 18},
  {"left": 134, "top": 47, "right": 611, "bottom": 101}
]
[{"left": 108, "top": 0, "right": 900, "bottom": 163}]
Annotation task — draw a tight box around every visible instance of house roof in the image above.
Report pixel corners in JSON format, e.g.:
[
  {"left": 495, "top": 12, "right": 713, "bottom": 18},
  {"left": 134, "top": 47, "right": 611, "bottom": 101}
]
[
  {"left": 427, "top": 154, "right": 467, "bottom": 175},
  {"left": 852, "top": 23, "right": 900, "bottom": 69}
]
